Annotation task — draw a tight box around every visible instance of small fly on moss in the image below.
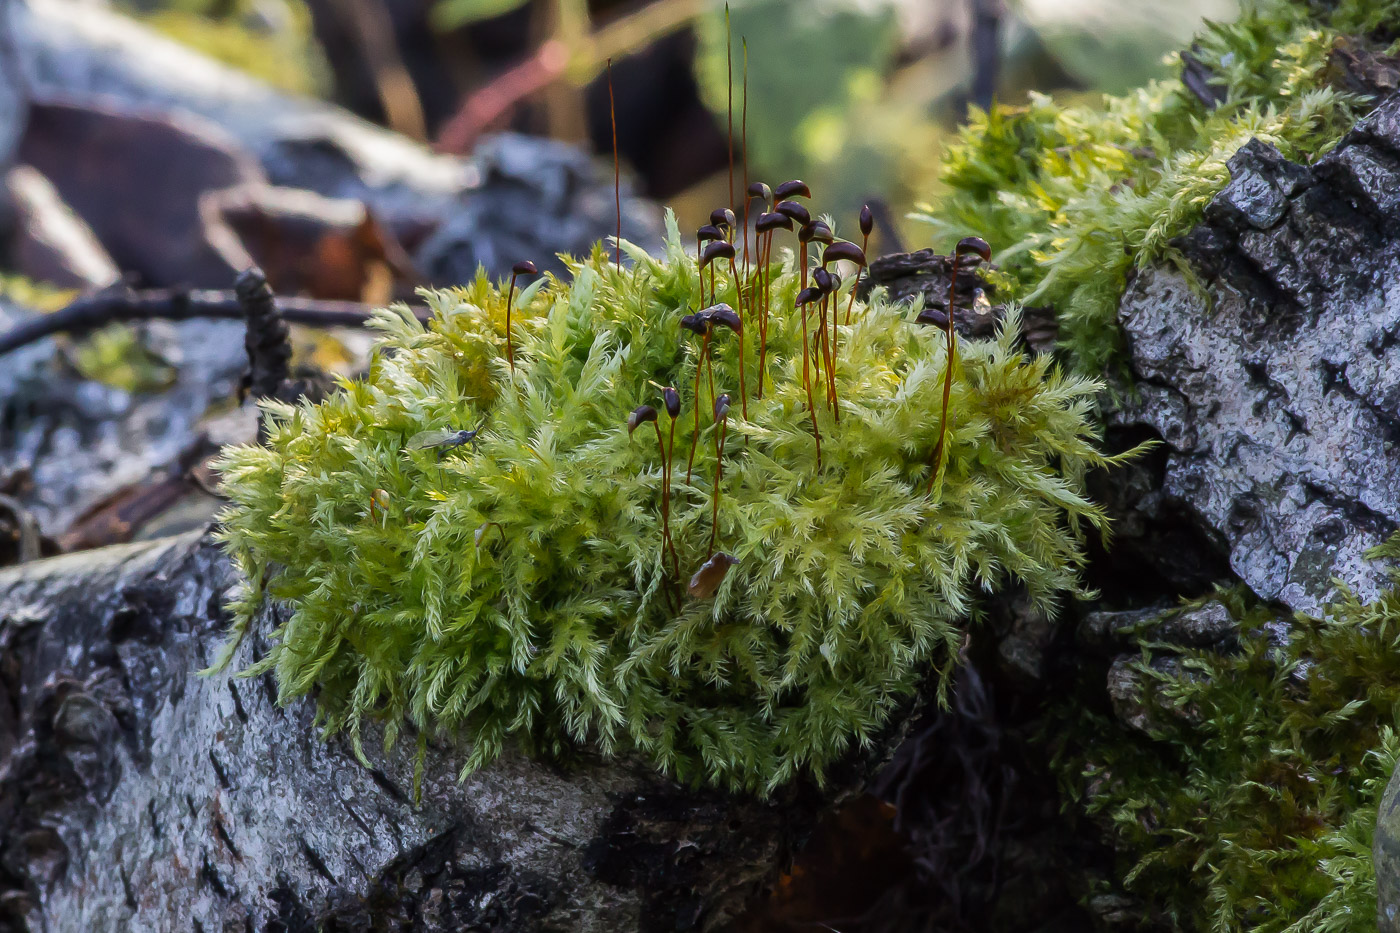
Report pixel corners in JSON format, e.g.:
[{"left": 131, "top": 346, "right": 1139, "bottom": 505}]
[{"left": 406, "top": 419, "right": 488, "bottom": 485}]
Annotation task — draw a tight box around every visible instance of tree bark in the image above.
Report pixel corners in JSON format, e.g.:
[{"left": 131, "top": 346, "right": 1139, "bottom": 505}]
[
  {"left": 0, "top": 532, "right": 872, "bottom": 932},
  {"left": 1112, "top": 93, "right": 1400, "bottom": 616}
]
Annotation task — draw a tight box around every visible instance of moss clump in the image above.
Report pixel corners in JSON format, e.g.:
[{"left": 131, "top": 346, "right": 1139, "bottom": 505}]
[
  {"left": 914, "top": 0, "right": 1400, "bottom": 375},
  {"left": 1051, "top": 585, "right": 1400, "bottom": 931},
  {"left": 214, "top": 211, "right": 1129, "bottom": 794}
]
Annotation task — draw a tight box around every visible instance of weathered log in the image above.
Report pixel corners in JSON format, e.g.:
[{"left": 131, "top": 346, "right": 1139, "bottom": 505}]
[{"left": 0, "top": 532, "right": 874, "bottom": 931}]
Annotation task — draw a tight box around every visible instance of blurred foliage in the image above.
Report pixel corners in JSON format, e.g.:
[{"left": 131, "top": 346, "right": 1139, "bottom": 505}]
[
  {"left": 690, "top": 0, "right": 1255, "bottom": 245},
  {"left": 0, "top": 274, "right": 75, "bottom": 312},
  {"left": 1049, "top": 584, "right": 1400, "bottom": 932},
  {"left": 118, "top": 0, "right": 330, "bottom": 95},
  {"left": 694, "top": 0, "right": 904, "bottom": 220},
  {"left": 1014, "top": 0, "right": 1239, "bottom": 94},
  {"left": 68, "top": 325, "right": 178, "bottom": 394},
  {"left": 431, "top": 0, "right": 531, "bottom": 31}
]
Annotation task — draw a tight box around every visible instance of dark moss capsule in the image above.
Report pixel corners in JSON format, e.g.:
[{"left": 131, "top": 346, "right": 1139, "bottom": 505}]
[
  {"left": 955, "top": 236, "right": 992, "bottom": 264},
  {"left": 512, "top": 260, "right": 538, "bottom": 276},
  {"left": 812, "top": 268, "right": 836, "bottom": 294},
  {"left": 774, "top": 200, "right": 811, "bottom": 226},
  {"left": 710, "top": 208, "right": 737, "bottom": 231},
  {"left": 705, "top": 303, "right": 742, "bottom": 333},
  {"left": 755, "top": 211, "right": 793, "bottom": 233},
  {"left": 713, "top": 393, "right": 731, "bottom": 421},
  {"left": 663, "top": 386, "right": 681, "bottom": 418},
  {"left": 795, "top": 286, "right": 823, "bottom": 306},
  {"left": 680, "top": 313, "right": 712, "bottom": 335},
  {"left": 700, "top": 240, "right": 737, "bottom": 268},
  {"left": 688, "top": 551, "right": 739, "bottom": 599},
  {"left": 628, "top": 405, "right": 659, "bottom": 435},
  {"left": 804, "top": 221, "right": 834, "bottom": 245},
  {"left": 773, "top": 179, "right": 811, "bottom": 200},
  {"left": 916, "top": 307, "right": 951, "bottom": 328},
  {"left": 697, "top": 224, "right": 726, "bottom": 243},
  {"left": 747, "top": 181, "right": 772, "bottom": 203},
  {"left": 823, "top": 241, "right": 867, "bottom": 267},
  {"left": 859, "top": 204, "right": 874, "bottom": 238}
]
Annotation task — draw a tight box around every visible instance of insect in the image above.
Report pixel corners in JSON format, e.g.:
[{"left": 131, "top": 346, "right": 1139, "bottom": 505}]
[
  {"left": 406, "top": 425, "right": 485, "bottom": 451},
  {"left": 406, "top": 419, "right": 488, "bottom": 484}
]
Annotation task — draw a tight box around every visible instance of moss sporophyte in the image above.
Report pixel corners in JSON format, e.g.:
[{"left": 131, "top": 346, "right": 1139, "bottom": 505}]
[{"left": 213, "top": 195, "right": 1136, "bottom": 795}]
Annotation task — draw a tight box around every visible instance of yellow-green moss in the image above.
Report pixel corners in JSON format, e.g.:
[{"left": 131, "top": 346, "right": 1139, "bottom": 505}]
[
  {"left": 914, "top": 0, "right": 1400, "bottom": 375},
  {"left": 213, "top": 212, "right": 1132, "bottom": 794}
]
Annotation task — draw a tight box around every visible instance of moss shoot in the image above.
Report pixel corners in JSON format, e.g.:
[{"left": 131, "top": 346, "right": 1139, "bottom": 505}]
[
  {"left": 213, "top": 210, "right": 1129, "bottom": 794},
  {"left": 914, "top": 0, "right": 1400, "bottom": 375},
  {"left": 1051, "top": 583, "right": 1400, "bottom": 932}
]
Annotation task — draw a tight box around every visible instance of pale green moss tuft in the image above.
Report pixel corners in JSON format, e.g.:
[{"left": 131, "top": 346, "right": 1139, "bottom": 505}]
[{"left": 214, "top": 212, "right": 1131, "bottom": 794}]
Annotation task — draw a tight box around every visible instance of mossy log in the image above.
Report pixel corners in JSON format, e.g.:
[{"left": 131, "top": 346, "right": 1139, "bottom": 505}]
[{"left": 0, "top": 532, "right": 875, "bottom": 931}]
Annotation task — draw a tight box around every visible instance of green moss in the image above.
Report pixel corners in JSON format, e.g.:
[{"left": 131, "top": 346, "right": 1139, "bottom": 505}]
[
  {"left": 0, "top": 273, "right": 75, "bottom": 311},
  {"left": 1050, "top": 585, "right": 1400, "bottom": 931},
  {"left": 213, "top": 211, "right": 1131, "bottom": 794},
  {"left": 913, "top": 0, "right": 1399, "bottom": 375}
]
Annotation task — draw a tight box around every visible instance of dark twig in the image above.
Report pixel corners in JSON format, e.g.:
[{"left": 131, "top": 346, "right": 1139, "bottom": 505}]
[
  {"left": 968, "top": 0, "right": 1003, "bottom": 111},
  {"left": 238, "top": 268, "right": 292, "bottom": 405},
  {"left": 0, "top": 287, "right": 426, "bottom": 357},
  {"left": 1181, "top": 47, "right": 1227, "bottom": 110}
]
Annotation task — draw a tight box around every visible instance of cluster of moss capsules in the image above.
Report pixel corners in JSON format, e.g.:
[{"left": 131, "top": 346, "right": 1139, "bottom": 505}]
[{"left": 213, "top": 180, "right": 1130, "bottom": 794}]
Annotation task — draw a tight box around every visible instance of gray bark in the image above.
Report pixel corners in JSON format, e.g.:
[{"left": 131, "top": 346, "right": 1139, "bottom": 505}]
[
  {"left": 0, "top": 532, "right": 851, "bottom": 932},
  {"left": 1379, "top": 764, "right": 1400, "bottom": 932},
  {"left": 1113, "top": 93, "right": 1400, "bottom": 615},
  {"left": 1096, "top": 90, "right": 1400, "bottom": 921}
]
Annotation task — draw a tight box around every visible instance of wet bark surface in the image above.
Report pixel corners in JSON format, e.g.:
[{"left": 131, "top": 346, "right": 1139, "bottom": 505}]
[
  {"left": 1114, "top": 93, "right": 1400, "bottom": 615},
  {"left": 0, "top": 533, "right": 849, "bottom": 932}
]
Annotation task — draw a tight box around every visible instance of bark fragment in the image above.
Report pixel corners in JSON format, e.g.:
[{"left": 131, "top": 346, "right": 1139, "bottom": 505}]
[{"left": 1114, "top": 92, "right": 1400, "bottom": 613}]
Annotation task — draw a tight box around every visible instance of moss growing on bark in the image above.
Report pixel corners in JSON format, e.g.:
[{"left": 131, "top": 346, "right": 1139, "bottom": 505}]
[
  {"left": 913, "top": 0, "right": 1400, "bottom": 374},
  {"left": 1052, "top": 583, "right": 1400, "bottom": 932},
  {"left": 213, "top": 212, "right": 1130, "bottom": 794}
]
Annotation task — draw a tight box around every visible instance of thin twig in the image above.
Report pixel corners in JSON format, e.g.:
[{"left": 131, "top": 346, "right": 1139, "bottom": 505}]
[{"left": 0, "top": 287, "right": 424, "bottom": 357}]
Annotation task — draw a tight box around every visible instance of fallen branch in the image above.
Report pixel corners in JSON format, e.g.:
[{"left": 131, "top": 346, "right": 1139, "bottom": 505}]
[
  {"left": 0, "top": 286, "right": 428, "bottom": 357},
  {"left": 0, "top": 532, "right": 864, "bottom": 930}
]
